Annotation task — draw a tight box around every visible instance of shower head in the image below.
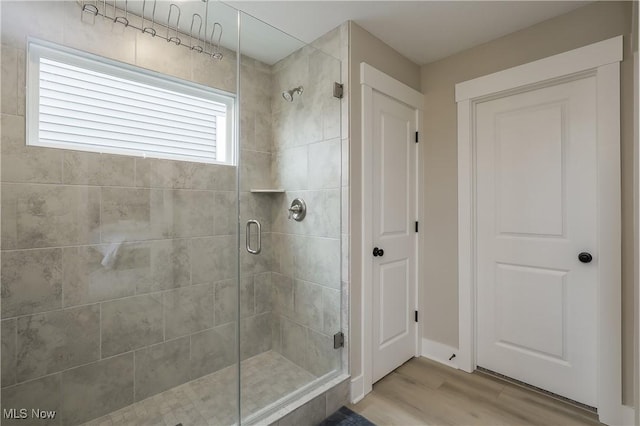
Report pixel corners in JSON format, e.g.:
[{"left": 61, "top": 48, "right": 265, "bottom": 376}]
[{"left": 282, "top": 86, "right": 303, "bottom": 102}]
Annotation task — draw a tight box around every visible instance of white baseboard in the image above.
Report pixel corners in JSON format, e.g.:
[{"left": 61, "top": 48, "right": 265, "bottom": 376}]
[
  {"left": 350, "top": 374, "right": 365, "bottom": 404},
  {"left": 421, "top": 338, "right": 459, "bottom": 369},
  {"left": 620, "top": 404, "right": 635, "bottom": 426}
]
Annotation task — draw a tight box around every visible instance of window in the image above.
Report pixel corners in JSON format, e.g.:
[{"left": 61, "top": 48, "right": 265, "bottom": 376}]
[{"left": 27, "top": 39, "right": 235, "bottom": 165}]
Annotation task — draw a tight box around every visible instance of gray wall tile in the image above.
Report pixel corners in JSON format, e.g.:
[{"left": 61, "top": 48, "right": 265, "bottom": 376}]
[
  {"left": 1, "top": 248, "right": 62, "bottom": 318},
  {"left": 271, "top": 314, "right": 282, "bottom": 354},
  {"left": 16, "top": 305, "right": 100, "bottom": 382},
  {"left": 191, "top": 236, "right": 236, "bottom": 284},
  {"left": 135, "top": 30, "right": 191, "bottom": 80},
  {"left": 254, "top": 272, "right": 272, "bottom": 314},
  {"left": 210, "top": 165, "right": 237, "bottom": 192},
  {"left": 1, "top": 184, "right": 100, "bottom": 249},
  {"left": 1, "top": 47, "right": 18, "bottom": 114},
  {"left": 322, "top": 288, "right": 340, "bottom": 336},
  {"left": 191, "top": 46, "right": 237, "bottom": 93},
  {"left": 240, "top": 150, "right": 272, "bottom": 191},
  {"left": 240, "top": 232, "right": 273, "bottom": 275},
  {"left": 272, "top": 146, "right": 308, "bottom": 191},
  {"left": 1, "top": 1, "right": 65, "bottom": 48},
  {"left": 306, "top": 329, "right": 339, "bottom": 377},
  {"left": 1, "top": 374, "right": 61, "bottom": 426},
  {"left": 1, "top": 114, "right": 63, "bottom": 184},
  {"left": 255, "top": 110, "right": 273, "bottom": 154},
  {"left": 170, "top": 190, "right": 214, "bottom": 237},
  {"left": 294, "top": 280, "right": 322, "bottom": 330},
  {"left": 144, "top": 239, "right": 191, "bottom": 294},
  {"left": 60, "top": 1, "right": 136, "bottom": 64},
  {"left": 101, "top": 294, "right": 163, "bottom": 357},
  {"left": 304, "top": 190, "right": 341, "bottom": 238},
  {"left": 134, "top": 158, "right": 151, "bottom": 188},
  {"left": 60, "top": 353, "right": 134, "bottom": 425},
  {"left": 214, "top": 279, "right": 237, "bottom": 325},
  {"left": 134, "top": 337, "right": 190, "bottom": 401},
  {"left": 272, "top": 273, "right": 293, "bottom": 315},
  {"left": 240, "top": 192, "right": 273, "bottom": 234},
  {"left": 16, "top": 49, "right": 25, "bottom": 116},
  {"left": 281, "top": 318, "right": 306, "bottom": 368},
  {"left": 240, "top": 312, "right": 271, "bottom": 360},
  {"left": 240, "top": 275, "right": 255, "bottom": 318},
  {"left": 1, "top": 319, "right": 16, "bottom": 387},
  {"left": 271, "top": 233, "right": 299, "bottom": 277},
  {"left": 100, "top": 187, "right": 153, "bottom": 242},
  {"left": 163, "top": 284, "right": 214, "bottom": 340},
  {"left": 62, "top": 152, "right": 135, "bottom": 187},
  {"left": 308, "top": 139, "right": 341, "bottom": 190},
  {"left": 213, "top": 191, "right": 237, "bottom": 236},
  {"left": 278, "top": 394, "right": 326, "bottom": 426},
  {"left": 62, "top": 245, "right": 138, "bottom": 307},
  {"left": 295, "top": 237, "right": 340, "bottom": 289},
  {"left": 325, "top": 378, "right": 350, "bottom": 417},
  {"left": 190, "top": 323, "right": 236, "bottom": 379}
]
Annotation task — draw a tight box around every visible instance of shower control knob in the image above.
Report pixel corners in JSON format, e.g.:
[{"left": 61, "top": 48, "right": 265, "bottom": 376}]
[{"left": 373, "top": 247, "right": 384, "bottom": 257}]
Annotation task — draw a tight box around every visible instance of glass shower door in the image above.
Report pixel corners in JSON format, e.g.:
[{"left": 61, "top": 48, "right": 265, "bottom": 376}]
[
  {"left": 0, "top": 1, "right": 242, "bottom": 425},
  {"left": 237, "top": 12, "right": 344, "bottom": 423}
]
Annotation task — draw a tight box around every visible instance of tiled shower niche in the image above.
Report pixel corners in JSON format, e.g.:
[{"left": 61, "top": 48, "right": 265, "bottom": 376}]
[{"left": 0, "top": 2, "right": 345, "bottom": 425}]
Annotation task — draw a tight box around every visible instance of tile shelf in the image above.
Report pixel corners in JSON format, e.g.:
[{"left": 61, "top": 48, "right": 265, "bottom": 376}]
[{"left": 249, "top": 189, "right": 285, "bottom": 193}]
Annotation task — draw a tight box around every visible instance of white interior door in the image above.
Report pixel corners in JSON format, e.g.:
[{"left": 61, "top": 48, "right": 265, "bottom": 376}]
[
  {"left": 476, "top": 76, "right": 598, "bottom": 406},
  {"left": 371, "top": 89, "right": 417, "bottom": 383}
]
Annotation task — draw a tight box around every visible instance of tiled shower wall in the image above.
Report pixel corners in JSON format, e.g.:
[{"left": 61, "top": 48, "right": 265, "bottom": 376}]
[
  {"left": 268, "top": 30, "right": 343, "bottom": 378},
  {"left": 0, "top": 2, "right": 273, "bottom": 424}
]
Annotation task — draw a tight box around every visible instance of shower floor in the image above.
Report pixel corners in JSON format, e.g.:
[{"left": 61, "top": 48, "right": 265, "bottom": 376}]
[{"left": 82, "top": 351, "right": 316, "bottom": 426}]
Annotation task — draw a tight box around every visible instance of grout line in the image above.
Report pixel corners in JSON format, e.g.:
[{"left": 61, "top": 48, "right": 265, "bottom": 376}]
[
  {"left": 0, "top": 234, "right": 239, "bottom": 253},
  {"left": 132, "top": 349, "right": 136, "bottom": 402},
  {"left": 99, "top": 303, "right": 102, "bottom": 360}
]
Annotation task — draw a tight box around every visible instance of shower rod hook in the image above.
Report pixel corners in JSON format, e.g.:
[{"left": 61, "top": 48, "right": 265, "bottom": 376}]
[
  {"left": 167, "top": 4, "right": 182, "bottom": 46},
  {"left": 81, "top": 1, "right": 99, "bottom": 16},
  {"left": 210, "top": 22, "right": 223, "bottom": 60},
  {"left": 81, "top": 0, "right": 98, "bottom": 24},
  {"left": 114, "top": 0, "right": 129, "bottom": 27},
  {"left": 141, "top": 0, "right": 157, "bottom": 37},
  {"left": 190, "top": 13, "right": 204, "bottom": 53}
]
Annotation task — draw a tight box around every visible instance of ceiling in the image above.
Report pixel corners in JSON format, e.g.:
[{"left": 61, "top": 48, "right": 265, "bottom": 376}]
[{"left": 225, "top": 1, "right": 591, "bottom": 65}]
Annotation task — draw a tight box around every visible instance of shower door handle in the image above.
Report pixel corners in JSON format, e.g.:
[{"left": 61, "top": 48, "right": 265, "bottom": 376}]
[{"left": 246, "top": 220, "right": 262, "bottom": 255}]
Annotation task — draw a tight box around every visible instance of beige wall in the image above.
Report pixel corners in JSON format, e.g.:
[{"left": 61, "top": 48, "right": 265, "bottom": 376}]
[
  {"left": 348, "top": 22, "right": 421, "bottom": 379},
  {"left": 420, "top": 1, "right": 634, "bottom": 404}
]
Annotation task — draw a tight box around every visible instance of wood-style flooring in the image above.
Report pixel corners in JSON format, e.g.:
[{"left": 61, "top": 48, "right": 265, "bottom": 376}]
[{"left": 349, "top": 357, "right": 603, "bottom": 426}]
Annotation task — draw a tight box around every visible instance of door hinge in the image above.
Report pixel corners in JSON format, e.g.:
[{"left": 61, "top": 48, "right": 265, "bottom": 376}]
[
  {"left": 414, "top": 311, "right": 419, "bottom": 322},
  {"left": 333, "top": 82, "right": 344, "bottom": 99},
  {"left": 333, "top": 331, "right": 344, "bottom": 349},
  {"left": 415, "top": 131, "right": 419, "bottom": 143},
  {"left": 415, "top": 221, "right": 419, "bottom": 232}
]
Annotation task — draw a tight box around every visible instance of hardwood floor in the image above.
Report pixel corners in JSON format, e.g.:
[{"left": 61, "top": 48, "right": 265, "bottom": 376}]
[{"left": 349, "top": 357, "right": 603, "bottom": 426}]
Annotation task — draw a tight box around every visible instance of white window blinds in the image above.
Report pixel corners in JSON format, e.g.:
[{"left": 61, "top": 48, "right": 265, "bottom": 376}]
[{"left": 27, "top": 40, "right": 235, "bottom": 165}]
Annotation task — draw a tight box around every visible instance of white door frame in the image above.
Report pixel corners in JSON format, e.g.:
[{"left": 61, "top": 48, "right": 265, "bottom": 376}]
[
  {"left": 456, "top": 36, "right": 623, "bottom": 424},
  {"left": 359, "top": 62, "right": 424, "bottom": 397}
]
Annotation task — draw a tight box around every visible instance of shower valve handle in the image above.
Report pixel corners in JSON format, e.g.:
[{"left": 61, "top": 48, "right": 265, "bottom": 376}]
[
  {"left": 288, "top": 198, "right": 306, "bottom": 221},
  {"left": 288, "top": 205, "right": 301, "bottom": 219}
]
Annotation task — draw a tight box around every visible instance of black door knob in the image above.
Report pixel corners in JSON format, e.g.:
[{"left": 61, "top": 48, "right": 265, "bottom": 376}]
[
  {"left": 373, "top": 247, "right": 384, "bottom": 257},
  {"left": 578, "top": 252, "right": 593, "bottom": 263}
]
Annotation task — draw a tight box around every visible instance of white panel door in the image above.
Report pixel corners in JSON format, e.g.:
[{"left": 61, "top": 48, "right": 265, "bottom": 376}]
[
  {"left": 476, "top": 76, "right": 598, "bottom": 406},
  {"left": 371, "top": 89, "right": 417, "bottom": 383}
]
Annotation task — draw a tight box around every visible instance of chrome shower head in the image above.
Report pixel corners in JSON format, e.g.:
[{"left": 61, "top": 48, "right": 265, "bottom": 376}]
[{"left": 282, "top": 86, "right": 303, "bottom": 102}]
